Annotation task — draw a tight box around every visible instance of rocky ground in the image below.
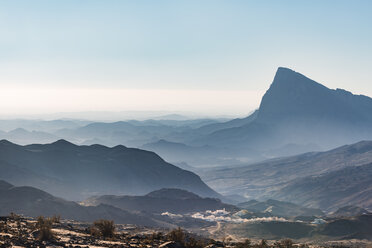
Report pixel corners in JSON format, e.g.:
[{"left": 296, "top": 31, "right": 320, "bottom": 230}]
[
  {"left": 0, "top": 215, "right": 172, "bottom": 248},
  {"left": 0, "top": 215, "right": 371, "bottom": 248}
]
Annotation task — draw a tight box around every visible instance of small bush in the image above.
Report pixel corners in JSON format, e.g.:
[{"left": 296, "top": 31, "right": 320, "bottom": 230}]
[
  {"left": 185, "top": 236, "right": 206, "bottom": 248},
  {"left": 167, "top": 227, "right": 185, "bottom": 243},
  {"left": 235, "top": 239, "right": 252, "bottom": 248},
  {"left": 91, "top": 219, "right": 115, "bottom": 238},
  {"left": 9, "top": 212, "right": 20, "bottom": 220},
  {"left": 151, "top": 231, "right": 163, "bottom": 240},
  {"left": 280, "top": 239, "right": 295, "bottom": 248},
  {"left": 145, "top": 231, "right": 163, "bottom": 243},
  {"left": 0, "top": 222, "right": 7, "bottom": 232},
  {"left": 50, "top": 215, "right": 61, "bottom": 223},
  {"left": 35, "top": 216, "right": 55, "bottom": 241},
  {"left": 258, "top": 239, "right": 269, "bottom": 248},
  {"left": 167, "top": 228, "right": 207, "bottom": 248}
]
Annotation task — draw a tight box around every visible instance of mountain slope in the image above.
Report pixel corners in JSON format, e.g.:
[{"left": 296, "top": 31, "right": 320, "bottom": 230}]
[
  {"left": 140, "top": 139, "right": 238, "bottom": 165},
  {"left": 257, "top": 67, "right": 372, "bottom": 124},
  {"left": 0, "top": 139, "right": 219, "bottom": 200},
  {"left": 271, "top": 162, "right": 372, "bottom": 211},
  {"left": 200, "top": 140, "right": 372, "bottom": 210},
  {"left": 195, "top": 110, "right": 258, "bottom": 135},
  {"left": 237, "top": 199, "right": 324, "bottom": 217},
  {"left": 84, "top": 188, "right": 237, "bottom": 214},
  {"left": 331, "top": 206, "right": 371, "bottom": 217}
]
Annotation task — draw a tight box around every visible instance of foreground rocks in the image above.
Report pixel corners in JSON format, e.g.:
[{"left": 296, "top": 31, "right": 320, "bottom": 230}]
[{"left": 0, "top": 215, "right": 371, "bottom": 248}]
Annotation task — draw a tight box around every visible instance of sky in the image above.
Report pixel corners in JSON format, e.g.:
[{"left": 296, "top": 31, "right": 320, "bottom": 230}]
[{"left": 0, "top": 0, "right": 371, "bottom": 118}]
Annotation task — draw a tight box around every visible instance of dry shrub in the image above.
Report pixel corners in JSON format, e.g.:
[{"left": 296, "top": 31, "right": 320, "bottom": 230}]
[
  {"left": 167, "top": 227, "right": 207, "bottom": 248},
  {"left": 9, "top": 212, "right": 20, "bottom": 220},
  {"left": 36, "top": 216, "right": 55, "bottom": 241},
  {"left": 91, "top": 219, "right": 115, "bottom": 238},
  {"left": 167, "top": 227, "right": 185, "bottom": 243},
  {"left": 50, "top": 215, "right": 61, "bottom": 223},
  {"left": 258, "top": 239, "right": 269, "bottom": 248},
  {"left": 235, "top": 239, "right": 252, "bottom": 248}
]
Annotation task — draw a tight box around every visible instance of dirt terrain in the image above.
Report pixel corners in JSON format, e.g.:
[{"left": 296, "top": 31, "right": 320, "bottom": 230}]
[{"left": 1, "top": 215, "right": 372, "bottom": 248}]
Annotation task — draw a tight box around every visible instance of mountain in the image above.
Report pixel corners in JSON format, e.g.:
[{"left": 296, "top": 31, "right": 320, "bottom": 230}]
[
  {"left": 272, "top": 162, "right": 372, "bottom": 211},
  {"left": 320, "top": 214, "right": 372, "bottom": 240},
  {"left": 0, "top": 180, "right": 163, "bottom": 226},
  {"left": 237, "top": 199, "right": 324, "bottom": 217},
  {"left": 0, "top": 139, "right": 220, "bottom": 200},
  {"left": 0, "top": 119, "right": 90, "bottom": 132},
  {"left": 0, "top": 128, "right": 59, "bottom": 145},
  {"left": 141, "top": 140, "right": 230, "bottom": 165},
  {"left": 194, "top": 67, "right": 372, "bottom": 157},
  {"left": 84, "top": 188, "right": 237, "bottom": 214},
  {"left": 55, "top": 120, "right": 197, "bottom": 147},
  {"left": 257, "top": 67, "right": 372, "bottom": 125},
  {"left": 128, "top": 118, "right": 222, "bottom": 128},
  {"left": 330, "top": 206, "right": 371, "bottom": 218},
  {"left": 200, "top": 140, "right": 372, "bottom": 211},
  {"left": 195, "top": 110, "right": 258, "bottom": 135}
]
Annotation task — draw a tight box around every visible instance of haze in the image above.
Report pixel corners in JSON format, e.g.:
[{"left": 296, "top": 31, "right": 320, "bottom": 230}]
[{"left": 1, "top": 0, "right": 372, "bottom": 118}]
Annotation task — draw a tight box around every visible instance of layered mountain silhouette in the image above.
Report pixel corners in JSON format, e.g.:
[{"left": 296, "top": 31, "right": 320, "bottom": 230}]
[
  {"left": 0, "top": 139, "right": 219, "bottom": 200},
  {"left": 84, "top": 188, "right": 237, "bottom": 214},
  {"left": 1, "top": 68, "right": 371, "bottom": 166},
  {"left": 0, "top": 180, "right": 163, "bottom": 226}
]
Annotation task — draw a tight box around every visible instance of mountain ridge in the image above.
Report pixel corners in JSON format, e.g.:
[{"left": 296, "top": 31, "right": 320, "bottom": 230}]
[
  {"left": 0, "top": 139, "right": 220, "bottom": 200},
  {"left": 83, "top": 188, "right": 237, "bottom": 214}
]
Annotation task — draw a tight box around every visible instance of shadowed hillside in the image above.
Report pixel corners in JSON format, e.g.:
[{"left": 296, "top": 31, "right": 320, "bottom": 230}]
[{"left": 0, "top": 139, "right": 219, "bottom": 200}]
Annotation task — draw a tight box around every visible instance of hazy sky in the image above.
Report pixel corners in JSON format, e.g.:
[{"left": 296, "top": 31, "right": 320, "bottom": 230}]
[{"left": 1, "top": 0, "right": 371, "bottom": 117}]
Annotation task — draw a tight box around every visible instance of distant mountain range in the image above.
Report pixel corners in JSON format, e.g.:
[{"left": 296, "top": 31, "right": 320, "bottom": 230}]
[
  {"left": 84, "top": 188, "right": 237, "bottom": 214},
  {"left": 0, "top": 139, "right": 219, "bottom": 200},
  {"left": 0, "top": 128, "right": 59, "bottom": 145},
  {"left": 0, "top": 180, "right": 163, "bottom": 227},
  {"left": 200, "top": 140, "right": 372, "bottom": 211},
  {"left": 1, "top": 67, "right": 372, "bottom": 167},
  {"left": 237, "top": 199, "right": 324, "bottom": 217}
]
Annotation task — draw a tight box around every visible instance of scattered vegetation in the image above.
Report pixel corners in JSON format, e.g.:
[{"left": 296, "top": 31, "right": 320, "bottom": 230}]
[
  {"left": 165, "top": 228, "right": 307, "bottom": 248},
  {"left": 0, "top": 215, "right": 365, "bottom": 247}
]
